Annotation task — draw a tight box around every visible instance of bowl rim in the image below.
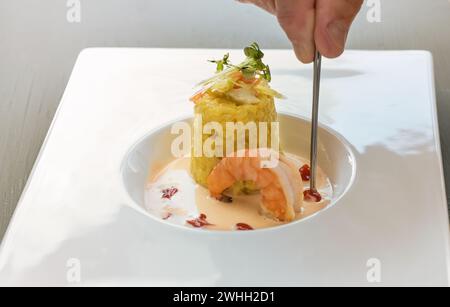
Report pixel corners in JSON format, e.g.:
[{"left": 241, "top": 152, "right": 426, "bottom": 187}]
[{"left": 120, "top": 111, "right": 357, "bottom": 236}]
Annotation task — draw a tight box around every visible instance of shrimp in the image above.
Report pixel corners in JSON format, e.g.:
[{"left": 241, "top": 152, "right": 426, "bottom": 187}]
[{"left": 206, "top": 149, "right": 303, "bottom": 221}]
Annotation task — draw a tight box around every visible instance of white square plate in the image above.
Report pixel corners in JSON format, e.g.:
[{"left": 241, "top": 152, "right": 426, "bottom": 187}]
[{"left": 0, "top": 49, "right": 448, "bottom": 286}]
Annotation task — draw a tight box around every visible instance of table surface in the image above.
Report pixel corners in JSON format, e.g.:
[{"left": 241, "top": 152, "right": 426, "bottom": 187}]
[
  {"left": 0, "top": 49, "right": 448, "bottom": 286},
  {"left": 1, "top": 0, "right": 450, "bottom": 241}
]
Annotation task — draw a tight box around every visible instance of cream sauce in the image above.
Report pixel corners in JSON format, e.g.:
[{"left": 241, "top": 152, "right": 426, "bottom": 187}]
[{"left": 145, "top": 154, "right": 332, "bottom": 231}]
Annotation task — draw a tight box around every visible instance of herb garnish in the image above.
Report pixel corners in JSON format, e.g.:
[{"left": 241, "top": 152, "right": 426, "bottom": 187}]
[
  {"left": 191, "top": 42, "right": 284, "bottom": 103},
  {"left": 208, "top": 42, "right": 272, "bottom": 82}
]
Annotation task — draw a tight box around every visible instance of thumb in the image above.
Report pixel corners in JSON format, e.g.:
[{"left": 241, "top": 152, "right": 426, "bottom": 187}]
[
  {"left": 276, "top": 0, "right": 316, "bottom": 63},
  {"left": 315, "top": 0, "right": 363, "bottom": 58}
]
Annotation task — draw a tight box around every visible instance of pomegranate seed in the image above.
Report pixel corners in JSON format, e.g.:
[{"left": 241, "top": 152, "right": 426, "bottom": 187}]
[
  {"left": 161, "top": 187, "right": 178, "bottom": 200},
  {"left": 186, "top": 214, "right": 213, "bottom": 228},
  {"left": 303, "top": 189, "right": 322, "bottom": 202},
  {"left": 299, "top": 164, "right": 311, "bottom": 181},
  {"left": 236, "top": 223, "right": 254, "bottom": 231}
]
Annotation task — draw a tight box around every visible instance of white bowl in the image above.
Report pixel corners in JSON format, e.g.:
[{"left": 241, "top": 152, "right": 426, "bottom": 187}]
[{"left": 121, "top": 113, "right": 356, "bottom": 231}]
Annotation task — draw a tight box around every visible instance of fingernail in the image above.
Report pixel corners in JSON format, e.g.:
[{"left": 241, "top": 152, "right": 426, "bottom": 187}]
[
  {"left": 294, "top": 44, "right": 314, "bottom": 64},
  {"left": 327, "top": 21, "right": 348, "bottom": 50}
]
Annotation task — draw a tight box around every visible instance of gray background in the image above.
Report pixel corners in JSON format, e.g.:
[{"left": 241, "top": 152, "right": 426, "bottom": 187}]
[{"left": 1, "top": 0, "right": 449, "bottom": 241}]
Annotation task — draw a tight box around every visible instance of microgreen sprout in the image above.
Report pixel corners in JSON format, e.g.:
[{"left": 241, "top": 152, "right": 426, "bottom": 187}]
[
  {"left": 208, "top": 42, "right": 272, "bottom": 82},
  {"left": 209, "top": 53, "right": 230, "bottom": 73}
]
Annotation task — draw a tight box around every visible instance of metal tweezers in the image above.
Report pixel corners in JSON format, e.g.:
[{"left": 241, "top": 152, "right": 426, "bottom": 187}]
[{"left": 309, "top": 51, "right": 322, "bottom": 191}]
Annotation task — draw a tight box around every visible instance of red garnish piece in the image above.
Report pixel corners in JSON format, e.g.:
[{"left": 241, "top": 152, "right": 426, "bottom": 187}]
[
  {"left": 236, "top": 223, "right": 254, "bottom": 231},
  {"left": 303, "top": 189, "right": 322, "bottom": 202},
  {"left": 162, "top": 212, "right": 172, "bottom": 220},
  {"left": 186, "top": 214, "right": 213, "bottom": 228},
  {"left": 161, "top": 187, "right": 178, "bottom": 200},
  {"left": 299, "top": 164, "right": 311, "bottom": 181},
  {"left": 214, "top": 194, "right": 233, "bottom": 203}
]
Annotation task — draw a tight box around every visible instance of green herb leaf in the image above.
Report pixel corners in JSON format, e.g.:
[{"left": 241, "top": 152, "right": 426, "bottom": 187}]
[
  {"left": 207, "top": 42, "right": 272, "bottom": 82},
  {"left": 244, "top": 42, "right": 264, "bottom": 60},
  {"left": 208, "top": 53, "right": 230, "bottom": 72}
]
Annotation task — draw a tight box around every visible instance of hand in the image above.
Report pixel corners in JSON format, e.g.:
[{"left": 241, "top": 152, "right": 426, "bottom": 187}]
[{"left": 238, "top": 0, "right": 363, "bottom": 63}]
